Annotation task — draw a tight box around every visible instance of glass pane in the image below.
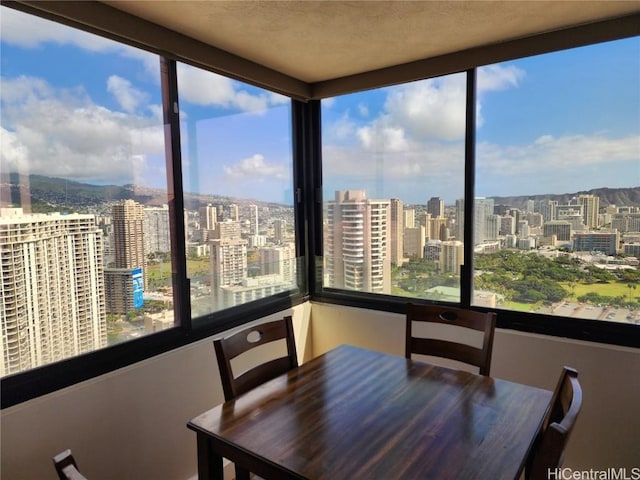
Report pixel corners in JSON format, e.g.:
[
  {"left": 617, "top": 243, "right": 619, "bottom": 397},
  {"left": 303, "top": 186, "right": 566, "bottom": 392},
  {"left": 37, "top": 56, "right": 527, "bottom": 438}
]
[
  {"left": 473, "top": 38, "right": 640, "bottom": 323},
  {"left": 0, "top": 8, "right": 174, "bottom": 377},
  {"left": 322, "top": 74, "right": 466, "bottom": 301},
  {"left": 176, "top": 64, "right": 296, "bottom": 319}
]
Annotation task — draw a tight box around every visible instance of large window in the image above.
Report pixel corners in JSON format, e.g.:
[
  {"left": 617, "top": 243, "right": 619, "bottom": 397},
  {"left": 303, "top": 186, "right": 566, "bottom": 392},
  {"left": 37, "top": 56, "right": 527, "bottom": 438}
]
[
  {"left": 0, "top": 8, "right": 171, "bottom": 377},
  {"left": 0, "top": 7, "right": 300, "bottom": 391},
  {"left": 473, "top": 38, "right": 640, "bottom": 324},
  {"left": 320, "top": 38, "right": 640, "bottom": 331},
  {"left": 176, "top": 64, "right": 298, "bottom": 321},
  {"left": 321, "top": 74, "right": 466, "bottom": 302}
]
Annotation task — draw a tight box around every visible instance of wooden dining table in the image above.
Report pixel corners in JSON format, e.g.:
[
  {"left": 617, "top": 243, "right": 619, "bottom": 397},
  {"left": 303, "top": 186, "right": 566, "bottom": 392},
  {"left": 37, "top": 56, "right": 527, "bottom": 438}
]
[{"left": 187, "top": 344, "right": 552, "bottom": 480}]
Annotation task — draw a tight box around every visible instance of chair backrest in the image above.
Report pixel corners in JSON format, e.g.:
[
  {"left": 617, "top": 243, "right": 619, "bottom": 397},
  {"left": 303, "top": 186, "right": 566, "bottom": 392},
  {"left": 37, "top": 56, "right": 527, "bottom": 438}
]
[
  {"left": 526, "top": 366, "right": 583, "bottom": 480},
  {"left": 405, "top": 303, "right": 497, "bottom": 375},
  {"left": 214, "top": 315, "right": 298, "bottom": 401},
  {"left": 53, "top": 449, "right": 88, "bottom": 480}
]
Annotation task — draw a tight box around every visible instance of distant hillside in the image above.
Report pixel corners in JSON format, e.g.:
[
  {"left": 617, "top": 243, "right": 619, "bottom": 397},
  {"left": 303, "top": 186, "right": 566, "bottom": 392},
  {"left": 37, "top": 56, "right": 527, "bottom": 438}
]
[
  {"left": 490, "top": 187, "right": 640, "bottom": 209},
  {"left": 3, "top": 174, "right": 273, "bottom": 212}
]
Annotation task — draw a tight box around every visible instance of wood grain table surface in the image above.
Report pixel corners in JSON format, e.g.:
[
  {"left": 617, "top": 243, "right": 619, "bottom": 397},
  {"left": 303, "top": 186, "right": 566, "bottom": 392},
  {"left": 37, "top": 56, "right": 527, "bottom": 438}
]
[{"left": 188, "top": 344, "right": 552, "bottom": 480}]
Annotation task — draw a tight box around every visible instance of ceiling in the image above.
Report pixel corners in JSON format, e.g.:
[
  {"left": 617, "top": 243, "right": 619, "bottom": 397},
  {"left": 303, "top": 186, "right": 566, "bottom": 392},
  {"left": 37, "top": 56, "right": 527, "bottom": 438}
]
[{"left": 102, "top": 1, "right": 639, "bottom": 84}]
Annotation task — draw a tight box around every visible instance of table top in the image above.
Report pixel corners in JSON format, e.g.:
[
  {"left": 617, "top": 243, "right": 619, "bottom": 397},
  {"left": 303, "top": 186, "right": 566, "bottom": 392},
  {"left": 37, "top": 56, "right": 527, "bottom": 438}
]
[{"left": 188, "top": 344, "right": 552, "bottom": 480}]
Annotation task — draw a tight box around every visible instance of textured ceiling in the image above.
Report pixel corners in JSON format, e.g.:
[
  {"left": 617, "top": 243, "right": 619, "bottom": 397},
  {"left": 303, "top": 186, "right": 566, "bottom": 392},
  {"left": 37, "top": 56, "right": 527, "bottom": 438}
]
[{"left": 103, "top": 1, "right": 639, "bottom": 83}]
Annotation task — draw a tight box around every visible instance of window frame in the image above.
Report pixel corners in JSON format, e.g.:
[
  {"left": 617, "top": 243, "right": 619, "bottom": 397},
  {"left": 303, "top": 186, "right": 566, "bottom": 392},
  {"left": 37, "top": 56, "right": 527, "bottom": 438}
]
[
  {"left": 0, "top": 6, "right": 307, "bottom": 408},
  {"left": 310, "top": 49, "right": 640, "bottom": 350},
  {"left": 1, "top": 3, "right": 638, "bottom": 409}
]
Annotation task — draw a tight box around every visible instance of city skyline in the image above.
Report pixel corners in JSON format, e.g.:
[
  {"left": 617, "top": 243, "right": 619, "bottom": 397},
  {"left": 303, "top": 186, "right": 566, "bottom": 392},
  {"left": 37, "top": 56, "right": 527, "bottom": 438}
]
[{"left": 2, "top": 8, "right": 638, "bottom": 205}]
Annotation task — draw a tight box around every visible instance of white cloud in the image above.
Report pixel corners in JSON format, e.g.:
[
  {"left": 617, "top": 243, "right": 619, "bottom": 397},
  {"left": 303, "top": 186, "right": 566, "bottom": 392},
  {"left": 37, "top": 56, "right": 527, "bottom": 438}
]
[
  {"left": 107, "top": 75, "right": 148, "bottom": 113},
  {"left": 477, "top": 134, "right": 639, "bottom": 176},
  {"left": 0, "top": 76, "right": 164, "bottom": 185},
  {"left": 357, "top": 118, "right": 409, "bottom": 152},
  {"left": 1, "top": 7, "right": 132, "bottom": 53},
  {"left": 477, "top": 64, "right": 525, "bottom": 93},
  {"left": 383, "top": 74, "right": 468, "bottom": 141},
  {"left": 176, "top": 64, "right": 287, "bottom": 113},
  {"left": 223, "top": 154, "right": 288, "bottom": 180}
]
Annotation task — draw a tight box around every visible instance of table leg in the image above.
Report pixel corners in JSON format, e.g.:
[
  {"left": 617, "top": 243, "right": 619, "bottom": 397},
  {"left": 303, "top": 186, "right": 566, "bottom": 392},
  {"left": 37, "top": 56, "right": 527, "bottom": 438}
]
[{"left": 196, "top": 432, "right": 223, "bottom": 480}]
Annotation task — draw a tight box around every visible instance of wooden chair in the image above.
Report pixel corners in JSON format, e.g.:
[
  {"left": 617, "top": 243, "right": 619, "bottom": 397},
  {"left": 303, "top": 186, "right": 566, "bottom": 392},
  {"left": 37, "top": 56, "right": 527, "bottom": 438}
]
[
  {"left": 525, "top": 366, "right": 583, "bottom": 480},
  {"left": 214, "top": 315, "right": 298, "bottom": 480},
  {"left": 53, "top": 449, "right": 88, "bottom": 480},
  {"left": 405, "top": 303, "right": 497, "bottom": 376}
]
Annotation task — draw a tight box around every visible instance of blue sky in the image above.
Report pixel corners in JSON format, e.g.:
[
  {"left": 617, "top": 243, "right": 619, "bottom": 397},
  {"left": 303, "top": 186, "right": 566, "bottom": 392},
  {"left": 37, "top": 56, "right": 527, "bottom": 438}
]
[{"left": 1, "top": 6, "right": 638, "bottom": 205}]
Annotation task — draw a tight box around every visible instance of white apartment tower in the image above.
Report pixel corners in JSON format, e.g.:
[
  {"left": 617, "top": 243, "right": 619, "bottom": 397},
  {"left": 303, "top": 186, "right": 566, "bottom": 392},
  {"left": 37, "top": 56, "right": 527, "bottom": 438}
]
[
  {"left": 578, "top": 194, "right": 600, "bottom": 230},
  {"left": 144, "top": 205, "right": 170, "bottom": 254},
  {"left": 0, "top": 209, "right": 107, "bottom": 376},
  {"left": 249, "top": 204, "right": 259, "bottom": 235},
  {"left": 325, "top": 190, "right": 391, "bottom": 294},
  {"left": 210, "top": 219, "right": 247, "bottom": 308}
]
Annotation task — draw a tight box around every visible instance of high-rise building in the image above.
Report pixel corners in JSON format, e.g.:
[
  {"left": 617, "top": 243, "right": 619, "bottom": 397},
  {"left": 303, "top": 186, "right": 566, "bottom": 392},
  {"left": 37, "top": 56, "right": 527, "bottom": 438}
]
[
  {"left": 260, "top": 243, "right": 296, "bottom": 285},
  {"left": 500, "top": 215, "right": 516, "bottom": 236},
  {"left": 106, "top": 200, "right": 146, "bottom": 314},
  {"left": 404, "top": 226, "right": 426, "bottom": 259},
  {"left": 0, "top": 208, "right": 106, "bottom": 376},
  {"left": 440, "top": 240, "right": 464, "bottom": 274},
  {"left": 273, "top": 219, "right": 286, "bottom": 243},
  {"left": 249, "top": 204, "right": 259, "bottom": 235},
  {"left": 144, "top": 205, "right": 170, "bottom": 254},
  {"left": 228, "top": 204, "right": 239, "bottom": 222},
  {"left": 210, "top": 218, "right": 248, "bottom": 308},
  {"left": 389, "top": 198, "right": 405, "bottom": 266},
  {"left": 404, "top": 209, "right": 415, "bottom": 229},
  {"left": 578, "top": 194, "right": 600, "bottom": 230},
  {"left": 474, "top": 198, "right": 495, "bottom": 244},
  {"left": 543, "top": 221, "right": 572, "bottom": 241},
  {"left": 573, "top": 231, "right": 619, "bottom": 255},
  {"left": 539, "top": 200, "right": 558, "bottom": 222},
  {"left": 427, "top": 197, "right": 444, "bottom": 218},
  {"left": 325, "top": 190, "right": 390, "bottom": 294},
  {"left": 455, "top": 199, "right": 465, "bottom": 241},
  {"left": 200, "top": 204, "right": 218, "bottom": 230}
]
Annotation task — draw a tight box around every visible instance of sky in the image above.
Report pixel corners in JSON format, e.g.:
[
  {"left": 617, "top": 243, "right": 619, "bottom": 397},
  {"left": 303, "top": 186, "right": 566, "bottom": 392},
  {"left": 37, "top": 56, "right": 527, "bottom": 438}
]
[{"left": 1, "top": 6, "right": 639, "bottom": 206}]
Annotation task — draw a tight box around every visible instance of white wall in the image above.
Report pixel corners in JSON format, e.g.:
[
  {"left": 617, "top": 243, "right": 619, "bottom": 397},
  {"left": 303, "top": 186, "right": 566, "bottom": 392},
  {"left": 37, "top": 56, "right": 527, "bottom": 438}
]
[
  {"left": 2, "top": 301, "right": 638, "bottom": 478},
  {"left": 0, "top": 303, "right": 312, "bottom": 480},
  {"left": 310, "top": 302, "right": 640, "bottom": 471}
]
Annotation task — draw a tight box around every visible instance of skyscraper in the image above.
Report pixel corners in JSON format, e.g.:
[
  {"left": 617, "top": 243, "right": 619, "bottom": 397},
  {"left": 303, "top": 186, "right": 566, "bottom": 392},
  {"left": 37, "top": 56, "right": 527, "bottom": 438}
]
[
  {"left": 229, "top": 204, "right": 239, "bottom": 222},
  {"left": 427, "top": 197, "right": 444, "bottom": 218},
  {"left": 144, "top": 205, "right": 170, "bottom": 254},
  {"left": 325, "top": 190, "right": 390, "bottom": 294},
  {"left": 105, "top": 200, "right": 146, "bottom": 314},
  {"left": 578, "top": 194, "right": 600, "bottom": 230},
  {"left": 0, "top": 208, "right": 106, "bottom": 376},
  {"left": 249, "top": 204, "right": 259, "bottom": 235},
  {"left": 389, "top": 198, "right": 405, "bottom": 266}
]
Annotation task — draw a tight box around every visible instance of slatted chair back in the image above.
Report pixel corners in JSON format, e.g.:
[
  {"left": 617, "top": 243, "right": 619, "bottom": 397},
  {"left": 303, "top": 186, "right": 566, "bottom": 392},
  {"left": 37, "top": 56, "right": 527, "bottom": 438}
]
[
  {"left": 214, "top": 315, "right": 298, "bottom": 402},
  {"left": 405, "top": 303, "right": 496, "bottom": 375}
]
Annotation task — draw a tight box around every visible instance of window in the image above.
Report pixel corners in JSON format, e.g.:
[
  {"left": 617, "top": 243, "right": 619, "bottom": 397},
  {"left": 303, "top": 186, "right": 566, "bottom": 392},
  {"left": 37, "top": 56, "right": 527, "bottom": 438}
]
[
  {"left": 176, "top": 63, "right": 298, "bottom": 322},
  {"left": 321, "top": 74, "right": 466, "bottom": 302},
  {"left": 473, "top": 38, "right": 640, "bottom": 325},
  {"left": 0, "top": 8, "right": 171, "bottom": 377},
  {"left": 0, "top": 6, "right": 302, "bottom": 405},
  {"left": 318, "top": 37, "right": 640, "bottom": 339}
]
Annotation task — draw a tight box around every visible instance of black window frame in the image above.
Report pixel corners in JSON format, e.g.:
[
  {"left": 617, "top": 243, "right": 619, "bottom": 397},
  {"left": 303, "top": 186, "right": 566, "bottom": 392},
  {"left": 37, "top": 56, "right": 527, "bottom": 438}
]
[
  {"left": 310, "top": 50, "right": 640, "bottom": 350},
  {"left": 2, "top": 3, "right": 639, "bottom": 409}
]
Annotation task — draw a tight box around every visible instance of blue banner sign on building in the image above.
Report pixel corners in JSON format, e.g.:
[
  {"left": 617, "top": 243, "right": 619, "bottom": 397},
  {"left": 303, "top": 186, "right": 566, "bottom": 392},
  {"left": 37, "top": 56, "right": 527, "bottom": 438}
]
[{"left": 132, "top": 268, "right": 144, "bottom": 309}]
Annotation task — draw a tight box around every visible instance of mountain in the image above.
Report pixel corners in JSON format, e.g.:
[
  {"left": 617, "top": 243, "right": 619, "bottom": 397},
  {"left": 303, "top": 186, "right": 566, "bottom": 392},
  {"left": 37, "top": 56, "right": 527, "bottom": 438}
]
[{"left": 489, "top": 187, "right": 640, "bottom": 209}]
